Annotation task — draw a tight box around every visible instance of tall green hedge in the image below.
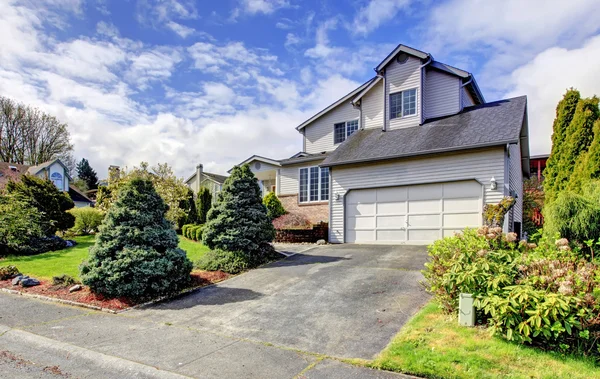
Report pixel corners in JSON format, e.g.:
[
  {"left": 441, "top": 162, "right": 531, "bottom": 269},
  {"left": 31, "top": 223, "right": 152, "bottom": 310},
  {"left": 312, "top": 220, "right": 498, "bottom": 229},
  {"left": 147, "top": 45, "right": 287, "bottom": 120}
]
[{"left": 196, "top": 187, "right": 212, "bottom": 224}]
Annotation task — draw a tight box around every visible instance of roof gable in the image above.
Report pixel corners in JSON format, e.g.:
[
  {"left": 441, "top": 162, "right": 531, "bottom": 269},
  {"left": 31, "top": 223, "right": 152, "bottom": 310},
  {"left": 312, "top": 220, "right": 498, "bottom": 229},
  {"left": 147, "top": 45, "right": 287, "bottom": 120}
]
[{"left": 375, "top": 44, "right": 429, "bottom": 73}]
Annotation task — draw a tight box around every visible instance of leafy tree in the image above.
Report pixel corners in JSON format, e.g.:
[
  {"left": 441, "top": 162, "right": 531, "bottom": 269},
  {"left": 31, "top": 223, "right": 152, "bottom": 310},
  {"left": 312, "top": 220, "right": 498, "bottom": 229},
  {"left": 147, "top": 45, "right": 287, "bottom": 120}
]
[
  {"left": 0, "top": 96, "right": 73, "bottom": 165},
  {"left": 76, "top": 158, "right": 98, "bottom": 190},
  {"left": 6, "top": 175, "right": 75, "bottom": 235},
  {"left": 80, "top": 178, "right": 193, "bottom": 299},
  {"left": 178, "top": 187, "right": 198, "bottom": 229},
  {"left": 543, "top": 89, "right": 580, "bottom": 203},
  {"left": 94, "top": 162, "right": 188, "bottom": 226},
  {"left": 69, "top": 207, "right": 104, "bottom": 235},
  {"left": 203, "top": 164, "right": 275, "bottom": 255},
  {"left": 0, "top": 194, "right": 44, "bottom": 254},
  {"left": 263, "top": 192, "right": 286, "bottom": 220},
  {"left": 196, "top": 187, "right": 212, "bottom": 224},
  {"left": 570, "top": 119, "right": 600, "bottom": 190}
]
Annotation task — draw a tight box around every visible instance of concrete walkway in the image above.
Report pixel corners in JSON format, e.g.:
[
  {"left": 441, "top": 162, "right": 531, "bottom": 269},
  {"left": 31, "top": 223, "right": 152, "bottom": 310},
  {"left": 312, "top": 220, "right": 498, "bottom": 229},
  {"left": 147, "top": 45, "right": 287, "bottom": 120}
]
[{"left": 0, "top": 244, "right": 428, "bottom": 378}]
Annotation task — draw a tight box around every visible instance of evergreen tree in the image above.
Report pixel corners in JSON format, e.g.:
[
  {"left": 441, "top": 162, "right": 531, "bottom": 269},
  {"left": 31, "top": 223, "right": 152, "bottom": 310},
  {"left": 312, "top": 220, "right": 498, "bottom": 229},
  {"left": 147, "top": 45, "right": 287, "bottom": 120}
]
[
  {"left": 178, "top": 187, "right": 198, "bottom": 229},
  {"left": 263, "top": 192, "right": 286, "bottom": 220},
  {"left": 6, "top": 175, "right": 75, "bottom": 235},
  {"left": 560, "top": 96, "right": 600, "bottom": 193},
  {"left": 543, "top": 89, "right": 580, "bottom": 203},
  {"left": 80, "top": 178, "right": 192, "bottom": 299},
  {"left": 76, "top": 158, "right": 99, "bottom": 190},
  {"left": 202, "top": 164, "right": 275, "bottom": 255},
  {"left": 196, "top": 187, "right": 212, "bottom": 224}
]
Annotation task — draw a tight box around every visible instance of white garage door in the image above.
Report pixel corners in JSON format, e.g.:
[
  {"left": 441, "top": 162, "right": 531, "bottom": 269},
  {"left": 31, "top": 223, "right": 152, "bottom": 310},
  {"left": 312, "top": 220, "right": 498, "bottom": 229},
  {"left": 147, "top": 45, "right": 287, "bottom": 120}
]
[{"left": 345, "top": 181, "right": 483, "bottom": 245}]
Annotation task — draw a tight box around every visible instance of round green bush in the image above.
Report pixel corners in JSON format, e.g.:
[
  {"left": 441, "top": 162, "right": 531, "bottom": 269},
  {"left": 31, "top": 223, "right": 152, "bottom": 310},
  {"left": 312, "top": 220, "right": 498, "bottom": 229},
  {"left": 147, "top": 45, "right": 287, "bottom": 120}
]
[
  {"left": 80, "top": 179, "right": 192, "bottom": 300},
  {"left": 194, "top": 225, "right": 203, "bottom": 241},
  {"left": 263, "top": 192, "right": 286, "bottom": 220},
  {"left": 196, "top": 249, "right": 250, "bottom": 274}
]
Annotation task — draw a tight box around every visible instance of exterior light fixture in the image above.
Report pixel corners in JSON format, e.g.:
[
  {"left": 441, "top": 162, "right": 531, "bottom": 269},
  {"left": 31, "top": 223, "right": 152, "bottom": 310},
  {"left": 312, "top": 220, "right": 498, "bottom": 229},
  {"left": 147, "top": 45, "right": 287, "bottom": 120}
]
[
  {"left": 490, "top": 176, "right": 497, "bottom": 190},
  {"left": 334, "top": 193, "right": 340, "bottom": 201}
]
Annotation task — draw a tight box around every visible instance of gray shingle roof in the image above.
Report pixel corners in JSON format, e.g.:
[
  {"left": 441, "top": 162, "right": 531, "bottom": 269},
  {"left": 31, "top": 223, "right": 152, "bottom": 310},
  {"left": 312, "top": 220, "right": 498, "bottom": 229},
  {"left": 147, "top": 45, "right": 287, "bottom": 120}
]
[
  {"left": 321, "top": 96, "right": 527, "bottom": 167},
  {"left": 203, "top": 172, "right": 228, "bottom": 184},
  {"left": 279, "top": 152, "right": 330, "bottom": 165}
]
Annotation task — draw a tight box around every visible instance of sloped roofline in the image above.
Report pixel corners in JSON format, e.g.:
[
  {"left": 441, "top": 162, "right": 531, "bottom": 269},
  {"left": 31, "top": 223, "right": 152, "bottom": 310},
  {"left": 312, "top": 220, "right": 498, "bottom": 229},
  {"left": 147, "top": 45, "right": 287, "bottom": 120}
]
[
  {"left": 374, "top": 44, "right": 429, "bottom": 73},
  {"left": 351, "top": 76, "right": 382, "bottom": 105},
  {"left": 295, "top": 78, "right": 375, "bottom": 131},
  {"left": 227, "top": 155, "right": 282, "bottom": 173},
  {"left": 27, "top": 158, "right": 73, "bottom": 180}
]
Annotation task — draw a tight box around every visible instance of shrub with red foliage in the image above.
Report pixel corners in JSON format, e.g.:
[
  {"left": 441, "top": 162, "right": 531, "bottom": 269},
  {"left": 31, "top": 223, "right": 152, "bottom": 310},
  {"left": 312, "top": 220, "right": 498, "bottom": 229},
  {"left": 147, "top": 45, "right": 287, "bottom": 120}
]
[{"left": 272, "top": 213, "right": 312, "bottom": 230}]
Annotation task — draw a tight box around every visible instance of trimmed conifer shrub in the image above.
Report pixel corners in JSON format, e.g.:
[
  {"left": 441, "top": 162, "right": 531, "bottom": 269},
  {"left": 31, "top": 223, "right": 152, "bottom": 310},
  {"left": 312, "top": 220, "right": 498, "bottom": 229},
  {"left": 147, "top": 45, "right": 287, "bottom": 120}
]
[
  {"left": 202, "top": 164, "right": 277, "bottom": 266},
  {"left": 263, "top": 192, "right": 286, "bottom": 220},
  {"left": 80, "top": 178, "right": 192, "bottom": 300},
  {"left": 196, "top": 187, "right": 212, "bottom": 224}
]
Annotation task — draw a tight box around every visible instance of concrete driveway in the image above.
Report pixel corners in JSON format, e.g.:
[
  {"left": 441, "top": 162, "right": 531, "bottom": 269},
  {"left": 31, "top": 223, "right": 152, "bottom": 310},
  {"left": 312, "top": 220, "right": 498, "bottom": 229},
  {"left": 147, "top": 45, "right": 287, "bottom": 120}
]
[{"left": 0, "top": 244, "right": 429, "bottom": 378}]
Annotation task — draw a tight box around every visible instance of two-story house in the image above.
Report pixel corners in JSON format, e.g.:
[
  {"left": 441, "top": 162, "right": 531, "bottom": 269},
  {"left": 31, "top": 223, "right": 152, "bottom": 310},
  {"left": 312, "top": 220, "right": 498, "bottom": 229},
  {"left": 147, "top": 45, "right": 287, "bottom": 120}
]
[{"left": 235, "top": 44, "right": 530, "bottom": 244}]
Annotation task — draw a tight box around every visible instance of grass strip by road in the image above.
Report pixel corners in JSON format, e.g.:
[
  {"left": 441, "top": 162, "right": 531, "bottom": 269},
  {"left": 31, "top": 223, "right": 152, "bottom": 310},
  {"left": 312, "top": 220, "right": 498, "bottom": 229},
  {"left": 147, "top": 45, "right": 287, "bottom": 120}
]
[
  {"left": 371, "top": 301, "right": 599, "bottom": 379},
  {"left": 1, "top": 235, "right": 210, "bottom": 280}
]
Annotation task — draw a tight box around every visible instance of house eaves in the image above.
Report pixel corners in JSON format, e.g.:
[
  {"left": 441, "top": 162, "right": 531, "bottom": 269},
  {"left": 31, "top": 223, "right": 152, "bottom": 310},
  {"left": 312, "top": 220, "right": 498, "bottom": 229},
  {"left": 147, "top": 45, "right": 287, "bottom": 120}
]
[
  {"left": 351, "top": 76, "right": 382, "bottom": 105},
  {"left": 375, "top": 44, "right": 429, "bottom": 73},
  {"left": 295, "top": 78, "right": 375, "bottom": 131},
  {"left": 228, "top": 155, "right": 282, "bottom": 173},
  {"left": 27, "top": 158, "right": 73, "bottom": 180}
]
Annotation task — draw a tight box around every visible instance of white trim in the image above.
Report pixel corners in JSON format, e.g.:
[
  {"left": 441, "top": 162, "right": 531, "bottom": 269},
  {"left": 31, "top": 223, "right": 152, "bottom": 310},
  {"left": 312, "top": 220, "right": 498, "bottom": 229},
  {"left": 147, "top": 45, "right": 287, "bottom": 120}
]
[
  {"left": 389, "top": 88, "right": 418, "bottom": 120},
  {"left": 333, "top": 119, "right": 360, "bottom": 145},
  {"left": 298, "top": 166, "right": 329, "bottom": 203},
  {"left": 351, "top": 76, "right": 382, "bottom": 105},
  {"left": 296, "top": 79, "right": 374, "bottom": 131},
  {"left": 375, "top": 44, "right": 429, "bottom": 73}
]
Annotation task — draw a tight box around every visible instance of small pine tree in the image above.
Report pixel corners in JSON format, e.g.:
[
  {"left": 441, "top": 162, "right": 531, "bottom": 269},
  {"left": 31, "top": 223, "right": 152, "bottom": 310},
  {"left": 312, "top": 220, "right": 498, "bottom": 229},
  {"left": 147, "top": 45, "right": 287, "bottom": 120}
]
[
  {"left": 76, "top": 158, "right": 99, "bottom": 190},
  {"left": 202, "top": 164, "right": 275, "bottom": 255},
  {"left": 544, "top": 89, "right": 580, "bottom": 203},
  {"left": 196, "top": 187, "right": 212, "bottom": 224},
  {"left": 80, "top": 178, "right": 192, "bottom": 300},
  {"left": 263, "top": 192, "right": 286, "bottom": 220},
  {"left": 6, "top": 175, "right": 75, "bottom": 235},
  {"left": 178, "top": 187, "right": 198, "bottom": 229}
]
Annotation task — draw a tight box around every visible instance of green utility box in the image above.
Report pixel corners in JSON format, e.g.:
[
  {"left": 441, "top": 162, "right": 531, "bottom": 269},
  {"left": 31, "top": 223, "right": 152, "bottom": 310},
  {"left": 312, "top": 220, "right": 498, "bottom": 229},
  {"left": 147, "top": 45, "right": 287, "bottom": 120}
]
[{"left": 459, "top": 293, "right": 475, "bottom": 327}]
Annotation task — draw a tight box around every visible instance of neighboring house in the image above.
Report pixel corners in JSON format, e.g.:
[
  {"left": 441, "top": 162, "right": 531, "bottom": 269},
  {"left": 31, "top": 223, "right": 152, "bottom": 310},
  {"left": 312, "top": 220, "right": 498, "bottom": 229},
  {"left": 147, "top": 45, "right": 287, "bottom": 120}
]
[
  {"left": 234, "top": 44, "right": 530, "bottom": 244},
  {"left": 0, "top": 159, "right": 93, "bottom": 207},
  {"left": 529, "top": 154, "right": 548, "bottom": 181},
  {"left": 185, "top": 164, "right": 228, "bottom": 203}
]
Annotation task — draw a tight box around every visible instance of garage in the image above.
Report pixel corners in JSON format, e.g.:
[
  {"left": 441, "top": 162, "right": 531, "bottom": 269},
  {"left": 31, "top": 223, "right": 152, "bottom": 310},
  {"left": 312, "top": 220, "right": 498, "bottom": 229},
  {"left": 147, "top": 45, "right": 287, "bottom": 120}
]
[{"left": 345, "top": 180, "right": 483, "bottom": 244}]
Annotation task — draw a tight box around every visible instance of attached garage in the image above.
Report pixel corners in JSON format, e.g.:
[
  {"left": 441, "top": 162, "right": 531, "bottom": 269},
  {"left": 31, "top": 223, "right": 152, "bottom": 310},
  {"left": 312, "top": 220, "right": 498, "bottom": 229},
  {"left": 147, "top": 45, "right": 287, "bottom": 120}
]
[{"left": 345, "top": 180, "right": 483, "bottom": 245}]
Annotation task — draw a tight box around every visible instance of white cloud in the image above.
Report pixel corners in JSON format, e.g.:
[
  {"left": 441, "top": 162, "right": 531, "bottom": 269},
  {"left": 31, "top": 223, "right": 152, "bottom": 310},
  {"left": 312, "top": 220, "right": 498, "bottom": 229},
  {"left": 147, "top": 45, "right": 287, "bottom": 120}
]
[
  {"left": 351, "top": 0, "right": 412, "bottom": 35},
  {"left": 166, "top": 21, "right": 195, "bottom": 38},
  {"left": 505, "top": 35, "right": 600, "bottom": 155},
  {"left": 239, "top": 0, "right": 290, "bottom": 15},
  {"left": 96, "top": 21, "right": 119, "bottom": 38},
  {"left": 284, "top": 33, "right": 301, "bottom": 49},
  {"left": 188, "top": 41, "right": 277, "bottom": 72},
  {"left": 127, "top": 47, "right": 183, "bottom": 88}
]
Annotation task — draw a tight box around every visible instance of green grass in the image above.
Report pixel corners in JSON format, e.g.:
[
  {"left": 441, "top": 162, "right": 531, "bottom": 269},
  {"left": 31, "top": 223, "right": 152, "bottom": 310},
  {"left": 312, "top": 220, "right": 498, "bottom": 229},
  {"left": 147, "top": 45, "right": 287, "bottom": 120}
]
[
  {"left": 371, "top": 301, "right": 600, "bottom": 379},
  {"left": 0, "top": 235, "right": 210, "bottom": 280}
]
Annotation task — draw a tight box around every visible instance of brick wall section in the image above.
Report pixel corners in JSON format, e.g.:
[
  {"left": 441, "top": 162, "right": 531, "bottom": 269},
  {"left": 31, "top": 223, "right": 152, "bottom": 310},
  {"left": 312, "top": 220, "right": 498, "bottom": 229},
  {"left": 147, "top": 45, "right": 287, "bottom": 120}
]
[
  {"left": 279, "top": 195, "right": 329, "bottom": 224},
  {"left": 275, "top": 223, "right": 329, "bottom": 243}
]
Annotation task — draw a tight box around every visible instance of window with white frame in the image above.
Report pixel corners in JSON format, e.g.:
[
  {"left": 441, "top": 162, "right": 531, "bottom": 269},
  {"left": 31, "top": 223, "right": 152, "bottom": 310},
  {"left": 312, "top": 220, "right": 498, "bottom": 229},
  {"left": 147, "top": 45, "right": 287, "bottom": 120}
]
[
  {"left": 389, "top": 88, "right": 417, "bottom": 119},
  {"left": 299, "top": 166, "right": 329, "bottom": 202},
  {"left": 333, "top": 119, "right": 359, "bottom": 144}
]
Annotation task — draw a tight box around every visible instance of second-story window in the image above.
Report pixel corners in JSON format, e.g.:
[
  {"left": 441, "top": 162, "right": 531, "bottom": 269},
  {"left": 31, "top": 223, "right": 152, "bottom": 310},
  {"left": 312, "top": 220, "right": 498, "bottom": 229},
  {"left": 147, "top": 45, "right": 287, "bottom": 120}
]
[
  {"left": 390, "top": 88, "right": 417, "bottom": 119},
  {"left": 333, "top": 119, "right": 359, "bottom": 144}
]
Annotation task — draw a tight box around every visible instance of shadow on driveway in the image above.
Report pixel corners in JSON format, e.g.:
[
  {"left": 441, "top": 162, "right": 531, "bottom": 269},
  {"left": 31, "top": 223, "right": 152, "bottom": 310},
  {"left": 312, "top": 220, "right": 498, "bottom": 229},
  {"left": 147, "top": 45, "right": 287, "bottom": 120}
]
[
  {"left": 141, "top": 287, "right": 264, "bottom": 310},
  {"left": 266, "top": 253, "right": 350, "bottom": 268}
]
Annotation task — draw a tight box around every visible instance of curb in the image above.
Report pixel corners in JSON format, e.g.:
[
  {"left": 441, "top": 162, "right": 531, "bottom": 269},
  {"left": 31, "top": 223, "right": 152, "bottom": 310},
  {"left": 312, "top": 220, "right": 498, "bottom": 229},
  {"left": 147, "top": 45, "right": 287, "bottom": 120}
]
[{"left": 0, "top": 287, "right": 118, "bottom": 314}]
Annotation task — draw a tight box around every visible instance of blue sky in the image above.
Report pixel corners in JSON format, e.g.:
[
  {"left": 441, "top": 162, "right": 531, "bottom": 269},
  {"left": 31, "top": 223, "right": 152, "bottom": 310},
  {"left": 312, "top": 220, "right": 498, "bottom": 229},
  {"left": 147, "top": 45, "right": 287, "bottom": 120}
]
[{"left": 1, "top": 0, "right": 600, "bottom": 177}]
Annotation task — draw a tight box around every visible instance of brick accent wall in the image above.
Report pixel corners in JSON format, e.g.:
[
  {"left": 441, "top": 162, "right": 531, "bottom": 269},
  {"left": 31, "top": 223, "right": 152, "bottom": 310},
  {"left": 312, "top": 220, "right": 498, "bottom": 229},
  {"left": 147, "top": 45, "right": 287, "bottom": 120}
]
[
  {"left": 275, "top": 222, "right": 328, "bottom": 243},
  {"left": 279, "top": 195, "right": 329, "bottom": 224}
]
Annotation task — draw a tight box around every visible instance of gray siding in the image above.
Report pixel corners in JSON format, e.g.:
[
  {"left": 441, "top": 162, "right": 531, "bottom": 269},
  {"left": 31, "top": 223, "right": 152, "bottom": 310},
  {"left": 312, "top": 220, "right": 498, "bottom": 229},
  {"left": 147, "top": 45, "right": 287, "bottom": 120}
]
[
  {"left": 461, "top": 87, "right": 475, "bottom": 108},
  {"left": 508, "top": 143, "right": 523, "bottom": 225},
  {"left": 361, "top": 79, "right": 384, "bottom": 129},
  {"left": 304, "top": 102, "right": 359, "bottom": 154},
  {"left": 424, "top": 70, "right": 460, "bottom": 119},
  {"left": 279, "top": 160, "right": 325, "bottom": 196},
  {"left": 329, "top": 148, "right": 506, "bottom": 243},
  {"left": 385, "top": 56, "right": 421, "bottom": 130}
]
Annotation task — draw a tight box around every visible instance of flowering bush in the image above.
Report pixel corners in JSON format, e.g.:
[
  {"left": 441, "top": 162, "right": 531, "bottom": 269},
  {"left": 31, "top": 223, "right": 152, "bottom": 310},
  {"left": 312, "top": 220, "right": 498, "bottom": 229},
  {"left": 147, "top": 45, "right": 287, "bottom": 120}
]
[{"left": 424, "top": 228, "right": 600, "bottom": 357}]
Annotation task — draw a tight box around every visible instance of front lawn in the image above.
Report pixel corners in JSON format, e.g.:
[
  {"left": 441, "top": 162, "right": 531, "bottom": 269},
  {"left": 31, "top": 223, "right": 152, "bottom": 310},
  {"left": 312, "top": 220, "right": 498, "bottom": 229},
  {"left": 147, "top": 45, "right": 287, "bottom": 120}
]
[
  {"left": 0, "top": 235, "right": 210, "bottom": 280},
  {"left": 371, "top": 301, "right": 599, "bottom": 379}
]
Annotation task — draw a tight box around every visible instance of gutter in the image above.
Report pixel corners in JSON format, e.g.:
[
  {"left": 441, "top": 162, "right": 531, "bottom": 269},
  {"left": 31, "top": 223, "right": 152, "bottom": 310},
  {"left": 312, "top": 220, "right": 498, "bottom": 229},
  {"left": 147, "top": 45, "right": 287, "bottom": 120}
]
[
  {"left": 420, "top": 55, "right": 432, "bottom": 124},
  {"left": 320, "top": 139, "right": 520, "bottom": 168}
]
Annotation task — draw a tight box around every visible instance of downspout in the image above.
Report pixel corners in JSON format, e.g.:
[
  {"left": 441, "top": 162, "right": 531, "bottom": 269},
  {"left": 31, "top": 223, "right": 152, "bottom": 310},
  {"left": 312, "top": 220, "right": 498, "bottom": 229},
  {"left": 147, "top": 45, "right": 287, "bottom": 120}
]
[
  {"left": 419, "top": 56, "right": 432, "bottom": 125},
  {"left": 379, "top": 72, "right": 386, "bottom": 132}
]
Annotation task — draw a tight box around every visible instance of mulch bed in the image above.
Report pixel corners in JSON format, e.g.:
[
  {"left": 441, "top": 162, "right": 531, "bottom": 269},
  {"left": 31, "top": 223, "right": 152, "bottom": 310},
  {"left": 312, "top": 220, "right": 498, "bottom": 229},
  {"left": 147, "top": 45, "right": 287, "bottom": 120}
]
[{"left": 0, "top": 270, "right": 230, "bottom": 312}]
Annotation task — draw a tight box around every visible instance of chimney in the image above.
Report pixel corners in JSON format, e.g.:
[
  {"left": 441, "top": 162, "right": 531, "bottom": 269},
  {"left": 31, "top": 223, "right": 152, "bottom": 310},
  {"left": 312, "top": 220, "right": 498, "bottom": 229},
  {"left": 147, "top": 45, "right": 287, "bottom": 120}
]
[{"left": 196, "top": 164, "right": 203, "bottom": 193}]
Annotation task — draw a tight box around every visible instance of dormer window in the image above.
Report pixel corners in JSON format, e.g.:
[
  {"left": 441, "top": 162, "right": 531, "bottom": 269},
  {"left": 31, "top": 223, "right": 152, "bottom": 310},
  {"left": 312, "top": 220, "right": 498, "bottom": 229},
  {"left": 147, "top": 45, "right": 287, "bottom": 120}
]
[
  {"left": 333, "top": 119, "right": 359, "bottom": 144},
  {"left": 390, "top": 88, "right": 417, "bottom": 119}
]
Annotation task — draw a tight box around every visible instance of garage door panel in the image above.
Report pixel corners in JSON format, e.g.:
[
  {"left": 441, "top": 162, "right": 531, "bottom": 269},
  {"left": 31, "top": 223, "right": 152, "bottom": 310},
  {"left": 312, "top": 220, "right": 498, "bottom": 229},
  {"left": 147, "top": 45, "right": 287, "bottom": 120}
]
[
  {"left": 409, "top": 200, "right": 441, "bottom": 213},
  {"left": 376, "top": 215, "right": 405, "bottom": 228},
  {"left": 408, "top": 183, "right": 442, "bottom": 200},
  {"left": 377, "top": 187, "right": 407, "bottom": 202},
  {"left": 376, "top": 230, "right": 406, "bottom": 242},
  {"left": 376, "top": 202, "right": 406, "bottom": 215},
  {"left": 443, "top": 198, "right": 480, "bottom": 213},
  {"left": 443, "top": 229, "right": 463, "bottom": 238},
  {"left": 348, "top": 230, "right": 375, "bottom": 242},
  {"left": 408, "top": 229, "right": 441, "bottom": 242},
  {"left": 443, "top": 181, "right": 481, "bottom": 198},
  {"left": 347, "top": 203, "right": 375, "bottom": 217},
  {"left": 443, "top": 213, "right": 480, "bottom": 228},
  {"left": 408, "top": 214, "right": 440, "bottom": 227},
  {"left": 347, "top": 190, "right": 376, "bottom": 204},
  {"left": 347, "top": 216, "right": 376, "bottom": 229}
]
